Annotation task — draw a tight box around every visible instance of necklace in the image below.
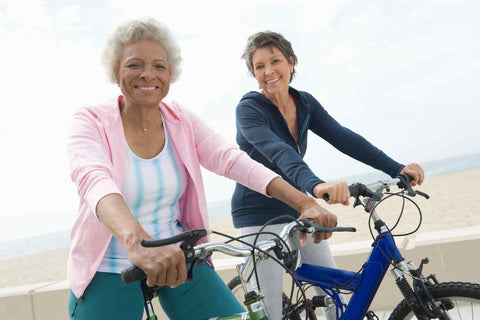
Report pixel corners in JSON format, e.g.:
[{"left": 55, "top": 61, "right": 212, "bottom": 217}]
[
  {"left": 121, "top": 107, "right": 158, "bottom": 134},
  {"left": 124, "top": 112, "right": 147, "bottom": 132}
]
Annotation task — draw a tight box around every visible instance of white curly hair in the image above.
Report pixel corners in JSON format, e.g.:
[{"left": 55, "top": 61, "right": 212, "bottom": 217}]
[{"left": 101, "top": 17, "right": 182, "bottom": 83}]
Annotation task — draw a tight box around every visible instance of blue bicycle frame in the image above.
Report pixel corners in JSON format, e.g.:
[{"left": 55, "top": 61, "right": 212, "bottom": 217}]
[{"left": 294, "top": 221, "right": 404, "bottom": 320}]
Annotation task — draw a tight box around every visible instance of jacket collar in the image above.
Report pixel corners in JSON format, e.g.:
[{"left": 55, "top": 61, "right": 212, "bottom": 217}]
[
  {"left": 288, "top": 87, "right": 310, "bottom": 116},
  {"left": 242, "top": 87, "right": 311, "bottom": 116},
  {"left": 159, "top": 101, "right": 182, "bottom": 124}
]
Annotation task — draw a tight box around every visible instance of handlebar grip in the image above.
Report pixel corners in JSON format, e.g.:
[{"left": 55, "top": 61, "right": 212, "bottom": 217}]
[
  {"left": 120, "top": 230, "right": 208, "bottom": 285},
  {"left": 397, "top": 173, "right": 413, "bottom": 188},
  {"left": 397, "top": 174, "right": 416, "bottom": 196},
  {"left": 416, "top": 190, "right": 430, "bottom": 199},
  {"left": 121, "top": 266, "right": 145, "bottom": 284}
]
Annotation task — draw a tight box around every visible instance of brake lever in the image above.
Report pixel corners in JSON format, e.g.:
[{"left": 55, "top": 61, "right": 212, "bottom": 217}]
[
  {"left": 416, "top": 190, "right": 430, "bottom": 199},
  {"left": 298, "top": 219, "right": 356, "bottom": 233},
  {"left": 297, "top": 218, "right": 315, "bottom": 233},
  {"left": 178, "top": 230, "right": 209, "bottom": 263},
  {"left": 314, "top": 226, "right": 356, "bottom": 233},
  {"left": 186, "top": 258, "right": 200, "bottom": 281},
  {"left": 180, "top": 230, "right": 210, "bottom": 281},
  {"left": 353, "top": 196, "right": 362, "bottom": 208}
]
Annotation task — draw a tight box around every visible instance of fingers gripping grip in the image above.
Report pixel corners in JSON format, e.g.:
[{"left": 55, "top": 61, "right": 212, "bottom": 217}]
[
  {"left": 120, "top": 229, "right": 208, "bottom": 284},
  {"left": 322, "top": 182, "right": 373, "bottom": 201}
]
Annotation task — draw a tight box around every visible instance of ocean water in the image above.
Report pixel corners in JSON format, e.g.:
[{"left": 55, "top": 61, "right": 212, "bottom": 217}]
[
  {"left": 0, "top": 231, "right": 70, "bottom": 260},
  {"left": 1, "top": 152, "right": 479, "bottom": 260}
]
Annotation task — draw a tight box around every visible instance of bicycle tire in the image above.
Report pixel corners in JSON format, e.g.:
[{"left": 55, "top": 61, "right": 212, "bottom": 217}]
[
  {"left": 227, "top": 276, "right": 305, "bottom": 320},
  {"left": 389, "top": 281, "right": 480, "bottom": 320}
]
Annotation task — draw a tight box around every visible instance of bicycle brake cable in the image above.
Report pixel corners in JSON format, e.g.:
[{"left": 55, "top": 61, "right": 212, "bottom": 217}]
[
  {"left": 212, "top": 215, "right": 313, "bottom": 316},
  {"left": 366, "top": 193, "right": 423, "bottom": 270},
  {"left": 250, "top": 215, "right": 298, "bottom": 293},
  {"left": 213, "top": 229, "right": 311, "bottom": 314},
  {"left": 389, "top": 191, "right": 407, "bottom": 231}
]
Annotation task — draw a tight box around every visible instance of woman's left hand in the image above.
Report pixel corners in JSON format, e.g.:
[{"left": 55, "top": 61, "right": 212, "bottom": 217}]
[
  {"left": 298, "top": 205, "right": 337, "bottom": 245},
  {"left": 400, "top": 163, "right": 425, "bottom": 186},
  {"left": 312, "top": 181, "right": 350, "bottom": 205},
  {"left": 265, "top": 177, "right": 337, "bottom": 244}
]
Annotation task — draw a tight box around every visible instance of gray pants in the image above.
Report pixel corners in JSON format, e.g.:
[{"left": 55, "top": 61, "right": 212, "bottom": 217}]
[{"left": 238, "top": 224, "right": 343, "bottom": 320}]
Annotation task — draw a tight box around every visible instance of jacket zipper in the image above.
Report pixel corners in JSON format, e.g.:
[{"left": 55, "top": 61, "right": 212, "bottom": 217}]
[
  {"left": 279, "top": 116, "right": 300, "bottom": 154},
  {"left": 270, "top": 95, "right": 309, "bottom": 155},
  {"left": 296, "top": 114, "right": 310, "bottom": 154}
]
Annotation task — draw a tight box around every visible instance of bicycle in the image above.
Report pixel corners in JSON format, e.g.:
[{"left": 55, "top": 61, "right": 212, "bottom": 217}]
[
  {"left": 228, "top": 174, "right": 480, "bottom": 319},
  {"left": 120, "top": 217, "right": 352, "bottom": 319}
]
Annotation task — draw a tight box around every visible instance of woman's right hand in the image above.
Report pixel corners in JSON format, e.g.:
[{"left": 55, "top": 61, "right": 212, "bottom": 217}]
[
  {"left": 299, "top": 205, "right": 338, "bottom": 244},
  {"left": 400, "top": 163, "right": 425, "bottom": 186},
  {"left": 127, "top": 241, "right": 187, "bottom": 288},
  {"left": 313, "top": 181, "right": 350, "bottom": 205},
  {"left": 96, "top": 194, "right": 188, "bottom": 288}
]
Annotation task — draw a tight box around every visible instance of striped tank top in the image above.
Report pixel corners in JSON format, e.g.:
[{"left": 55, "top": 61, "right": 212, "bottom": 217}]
[{"left": 98, "top": 125, "right": 187, "bottom": 273}]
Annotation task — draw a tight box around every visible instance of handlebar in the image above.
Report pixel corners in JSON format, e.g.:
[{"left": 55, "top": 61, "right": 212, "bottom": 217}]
[
  {"left": 322, "top": 174, "right": 429, "bottom": 202},
  {"left": 121, "top": 219, "right": 355, "bottom": 284}
]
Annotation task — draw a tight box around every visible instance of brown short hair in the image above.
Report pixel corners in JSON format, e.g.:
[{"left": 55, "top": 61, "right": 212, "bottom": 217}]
[{"left": 242, "top": 31, "right": 297, "bottom": 82}]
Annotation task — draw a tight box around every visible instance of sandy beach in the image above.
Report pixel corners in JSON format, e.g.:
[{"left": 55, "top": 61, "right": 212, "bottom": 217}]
[{"left": 1, "top": 168, "right": 479, "bottom": 289}]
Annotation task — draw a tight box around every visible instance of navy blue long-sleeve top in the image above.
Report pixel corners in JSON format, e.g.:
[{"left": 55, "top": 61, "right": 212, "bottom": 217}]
[{"left": 231, "top": 87, "right": 405, "bottom": 228}]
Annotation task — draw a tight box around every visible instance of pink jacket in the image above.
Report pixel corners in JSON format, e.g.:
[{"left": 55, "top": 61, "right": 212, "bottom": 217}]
[{"left": 67, "top": 97, "right": 279, "bottom": 298}]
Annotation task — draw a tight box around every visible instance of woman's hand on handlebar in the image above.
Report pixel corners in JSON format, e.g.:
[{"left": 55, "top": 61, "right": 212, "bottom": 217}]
[
  {"left": 313, "top": 181, "right": 350, "bottom": 205},
  {"left": 400, "top": 163, "right": 425, "bottom": 186},
  {"left": 298, "top": 205, "right": 337, "bottom": 245},
  {"left": 127, "top": 241, "right": 187, "bottom": 288},
  {"left": 96, "top": 195, "right": 188, "bottom": 287}
]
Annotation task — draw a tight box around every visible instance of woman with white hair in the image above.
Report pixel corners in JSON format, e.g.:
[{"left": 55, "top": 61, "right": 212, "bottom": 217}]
[{"left": 67, "top": 18, "right": 337, "bottom": 319}]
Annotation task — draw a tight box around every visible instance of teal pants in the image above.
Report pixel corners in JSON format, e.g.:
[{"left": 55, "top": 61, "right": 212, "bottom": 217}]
[{"left": 68, "top": 265, "right": 244, "bottom": 320}]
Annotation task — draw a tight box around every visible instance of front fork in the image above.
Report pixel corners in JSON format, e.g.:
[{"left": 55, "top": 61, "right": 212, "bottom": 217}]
[{"left": 391, "top": 259, "right": 451, "bottom": 319}]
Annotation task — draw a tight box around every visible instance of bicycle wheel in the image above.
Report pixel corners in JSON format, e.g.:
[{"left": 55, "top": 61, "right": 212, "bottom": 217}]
[
  {"left": 389, "top": 282, "right": 480, "bottom": 320},
  {"left": 227, "top": 276, "right": 305, "bottom": 320}
]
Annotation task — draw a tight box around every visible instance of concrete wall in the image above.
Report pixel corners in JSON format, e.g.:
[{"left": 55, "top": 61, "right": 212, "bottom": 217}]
[{"left": 1, "top": 227, "right": 479, "bottom": 320}]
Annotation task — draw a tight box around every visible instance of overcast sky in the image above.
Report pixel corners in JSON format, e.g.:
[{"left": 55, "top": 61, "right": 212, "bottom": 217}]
[{"left": 1, "top": 0, "right": 479, "bottom": 242}]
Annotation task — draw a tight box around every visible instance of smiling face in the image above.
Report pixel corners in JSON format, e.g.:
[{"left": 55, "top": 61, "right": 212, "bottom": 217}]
[
  {"left": 116, "top": 39, "right": 171, "bottom": 107},
  {"left": 251, "top": 46, "right": 294, "bottom": 96}
]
